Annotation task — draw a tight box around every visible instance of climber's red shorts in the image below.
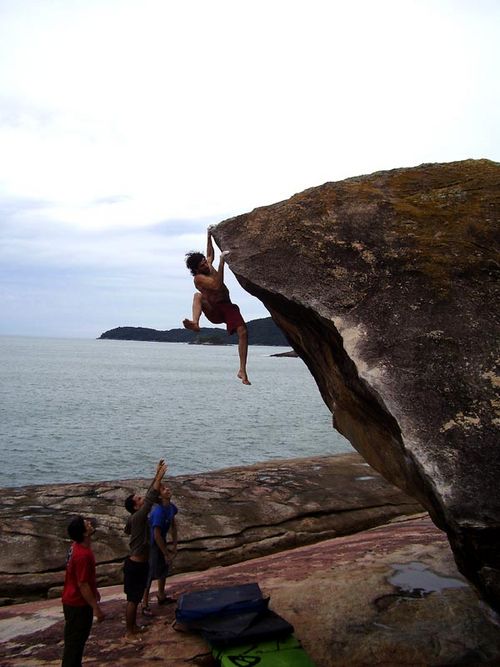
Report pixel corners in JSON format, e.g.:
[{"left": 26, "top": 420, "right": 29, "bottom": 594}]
[{"left": 204, "top": 302, "right": 245, "bottom": 335}]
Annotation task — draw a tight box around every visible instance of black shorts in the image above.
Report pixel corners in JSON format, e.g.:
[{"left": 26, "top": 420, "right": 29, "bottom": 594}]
[{"left": 123, "top": 557, "right": 149, "bottom": 603}]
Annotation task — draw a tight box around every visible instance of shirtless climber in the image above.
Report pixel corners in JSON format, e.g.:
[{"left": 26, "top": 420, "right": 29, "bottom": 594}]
[{"left": 183, "top": 229, "right": 251, "bottom": 385}]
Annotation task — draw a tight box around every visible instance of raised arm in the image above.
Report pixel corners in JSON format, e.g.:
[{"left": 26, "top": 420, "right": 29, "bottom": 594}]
[
  {"left": 206, "top": 229, "right": 215, "bottom": 266},
  {"left": 139, "top": 460, "right": 168, "bottom": 517},
  {"left": 216, "top": 251, "right": 226, "bottom": 285},
  {"left": 152, "top": 460, "right": 168, "bottom": 492},
  {"left": 193, "top": 251, "right": 229, "bottom": 291}
]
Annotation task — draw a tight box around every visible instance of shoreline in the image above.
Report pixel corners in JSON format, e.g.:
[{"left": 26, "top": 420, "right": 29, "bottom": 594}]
[{"left": 0, "top": 450, "right": 344, "bottom": 492}]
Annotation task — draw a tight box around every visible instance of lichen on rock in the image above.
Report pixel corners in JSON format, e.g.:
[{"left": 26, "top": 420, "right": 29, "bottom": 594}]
[{"left": 212, "top": 159, "right": 500, "bottom": 611}]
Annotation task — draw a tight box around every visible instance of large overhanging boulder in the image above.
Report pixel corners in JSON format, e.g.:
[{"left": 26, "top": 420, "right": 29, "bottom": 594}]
[{"left": 212, "top": 159, "right": 500, "bottom": 611}]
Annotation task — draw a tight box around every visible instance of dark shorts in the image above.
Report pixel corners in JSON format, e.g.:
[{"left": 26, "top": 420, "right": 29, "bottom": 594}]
[
  {"left": 146, "top": 544, "right": 169, "bottom": 586},
  {"left": 205, "top": 302, "right": 245, "bottom": 335},
  {"left": 123, "top": 557, "right": 149, "bottom": 603}
]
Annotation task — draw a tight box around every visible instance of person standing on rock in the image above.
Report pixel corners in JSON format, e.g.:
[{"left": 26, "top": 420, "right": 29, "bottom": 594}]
[
  {"left": 183, "top": 228, "right": 251, "bottom": 385},
  {"left": 123, "top": 459, "right": 168, "bottom": 644},
  {"left": 140, "top": 483, "right": 178, "bottom": 616},
  {"left": 61, "top": 516, "right": 105, "bottom": 667}
]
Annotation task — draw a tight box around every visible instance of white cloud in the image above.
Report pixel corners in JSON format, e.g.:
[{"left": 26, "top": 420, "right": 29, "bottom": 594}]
[{"left": 0, "top": 0, "right": 498, "bottom": 335}]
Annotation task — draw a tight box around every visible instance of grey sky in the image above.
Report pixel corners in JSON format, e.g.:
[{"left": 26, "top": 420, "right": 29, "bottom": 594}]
[{"left": 1, "top": 0, "right": 498, "bottom": 337}]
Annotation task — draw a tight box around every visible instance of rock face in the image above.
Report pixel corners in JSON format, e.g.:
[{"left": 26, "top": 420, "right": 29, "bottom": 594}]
[
  {"left": 2, "top": 515, "right": 500, "bottom": 666},
  {"left": 212, "top": 159, "right": 500, "bottom": 611},
  {"left": 0, "top": 454, "right": 421, "bottom": 602}
]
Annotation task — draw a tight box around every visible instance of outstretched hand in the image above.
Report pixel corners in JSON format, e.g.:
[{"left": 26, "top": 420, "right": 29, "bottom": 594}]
[{"left": 156, "top": 459, "right": 168, "bottom": 479}]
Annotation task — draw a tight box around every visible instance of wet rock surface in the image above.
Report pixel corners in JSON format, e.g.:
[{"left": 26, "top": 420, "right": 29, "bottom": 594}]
[
  {"left": 1, "top": 515, "right": 499, "bottom": 666},
  {"left": 212, "top": 159, "right": 500, "bottom": 610},
  {"left": 0, "top": 454, "right": 421, "bottom": 602}
]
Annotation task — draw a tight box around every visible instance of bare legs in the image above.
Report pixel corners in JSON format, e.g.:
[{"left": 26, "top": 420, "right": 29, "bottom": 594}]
[
  {"left": 182, "top": 292, "right": 202, "bottom": 332},
  {"left": 141, "top": 580, "right": 153, "bottom": 616},
  {"left": 125, "top": 601, "right": 143, "bottom": 639},
  {"left": 141, "top": 578, "right": 169, "bottom": 613},
  {"left": 236, "top": 324, "right": 251, "bottom": 385},
  {"left": 157, "top": 577, "right": 166, "bottom": 600},
  {"left": 183, "top": 296, "right": 251, "bottom": 385}
]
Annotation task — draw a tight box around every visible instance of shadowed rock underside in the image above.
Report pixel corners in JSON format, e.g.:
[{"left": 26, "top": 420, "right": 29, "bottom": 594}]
[{"left": 213, "top": 159, "right": 500, "bottom": 610}]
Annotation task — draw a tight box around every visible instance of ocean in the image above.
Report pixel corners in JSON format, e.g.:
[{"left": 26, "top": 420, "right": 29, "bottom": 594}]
[{"left": 0, "top": 336, "right": 352, "bottom": 488}]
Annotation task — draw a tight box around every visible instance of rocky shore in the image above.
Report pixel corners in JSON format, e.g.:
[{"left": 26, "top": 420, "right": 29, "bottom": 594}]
[
  {"left": 1, "top": 454, "right": 500, "bottom": 665},
  {"left": 0, "top": 453, "right": 420, "bottom": 603},
  {"left": 2, "top": 514, "right": 500, "bottom": 666}
]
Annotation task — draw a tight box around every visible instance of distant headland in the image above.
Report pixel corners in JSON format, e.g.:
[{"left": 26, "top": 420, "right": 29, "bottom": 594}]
[{"left": 98, "top": 316, "right": 290, "bottom": 346}]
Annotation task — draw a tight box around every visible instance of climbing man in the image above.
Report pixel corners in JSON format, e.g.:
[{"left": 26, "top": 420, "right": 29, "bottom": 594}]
[{"left": 183, "top": 228, "right": 251, "bottom": 385}]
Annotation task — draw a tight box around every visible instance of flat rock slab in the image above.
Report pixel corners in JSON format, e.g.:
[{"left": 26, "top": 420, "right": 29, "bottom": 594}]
[
  {"left": 0, "top": 454, "right": 421, "bottom": 602},
  {"left": 1, "top": 515, "right": 499, "bottom": 666}
]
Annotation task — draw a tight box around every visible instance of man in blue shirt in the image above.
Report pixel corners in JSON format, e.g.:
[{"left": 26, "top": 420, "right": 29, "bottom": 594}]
[
  {"left": 123, "top": 460, "right": 168, "bottom": 642},
  {"left": 141, "top": 484, "right": 178, "bottom": 615}
]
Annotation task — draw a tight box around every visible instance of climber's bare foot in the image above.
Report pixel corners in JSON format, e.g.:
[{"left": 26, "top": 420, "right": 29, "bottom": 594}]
[
  {"left": 183, "top": 319, "right": 200, "bottom": 332},
  {"left": 238, "top": 371, "right": 251, "bottom": 385}
]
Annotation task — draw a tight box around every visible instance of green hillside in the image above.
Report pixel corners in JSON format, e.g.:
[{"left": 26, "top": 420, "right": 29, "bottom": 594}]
[{"left": 99, "top": 317, "right": 289, "bottom": 346}]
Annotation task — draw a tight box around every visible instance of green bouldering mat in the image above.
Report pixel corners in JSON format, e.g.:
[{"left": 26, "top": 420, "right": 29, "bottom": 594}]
[{"left": 212, "top": 634, "right": 316, "bottom": 666}]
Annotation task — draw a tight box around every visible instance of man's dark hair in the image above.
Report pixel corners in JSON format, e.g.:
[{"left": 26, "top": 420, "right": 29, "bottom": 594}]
[
  {"left": 67, "top": 516, "right": 86, "bottom": 543},
  {"left": 125, "top": 494, "right": 136, "bottom": 514},
  {"left": 185, "top": 251, "right": 205, "bottom": 276}
]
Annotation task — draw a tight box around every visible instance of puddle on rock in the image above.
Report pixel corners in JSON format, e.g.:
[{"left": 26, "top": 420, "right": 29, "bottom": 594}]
[
  {"left": 389, "top": 561, "right": 468, "bottom": 596},
  {"left": 375, "top": 562, "right": 469, "bottom": 611}
]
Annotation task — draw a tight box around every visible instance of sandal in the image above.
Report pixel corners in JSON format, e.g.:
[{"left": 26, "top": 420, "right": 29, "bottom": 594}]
[{"left": 141, "top": 605, "right": 154, "bottom": 617}]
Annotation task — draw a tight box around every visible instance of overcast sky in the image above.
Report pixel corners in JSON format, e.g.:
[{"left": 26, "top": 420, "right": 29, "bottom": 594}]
[{"left": 1, "top": 0, "right": 498, "bottom": 338}]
